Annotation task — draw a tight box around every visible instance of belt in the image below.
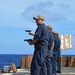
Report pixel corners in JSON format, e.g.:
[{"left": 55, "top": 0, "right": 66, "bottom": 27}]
[
  {"left": 53, "top": 49, "right": 60, "bottom": 51},
  {"left": 35, "top": 45, "right": 48, "bottom": 48}
]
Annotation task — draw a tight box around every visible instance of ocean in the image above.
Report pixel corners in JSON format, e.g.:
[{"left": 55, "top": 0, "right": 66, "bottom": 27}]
[
  {"left": 0, "top": 54, "right": 31, "bottom": 70},
  {"left": 0, "top": 54, "right": 75, "bottom": 70}
]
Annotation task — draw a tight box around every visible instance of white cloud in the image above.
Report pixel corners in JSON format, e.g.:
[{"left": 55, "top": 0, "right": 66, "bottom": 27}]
[
  {"left": 0, "top": 0, "right": 75, "bottom": 28},
  {"left": 22, "top": 0, "right": 75, "bottom": 23}
]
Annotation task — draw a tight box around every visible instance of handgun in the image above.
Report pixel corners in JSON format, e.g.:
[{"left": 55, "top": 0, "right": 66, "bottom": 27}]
[
  {"left": 24, "top": 39, "right": 32, "bottom": 41},
  {"left": 25, "top": 30, "right": 31, "bottom": 32}
]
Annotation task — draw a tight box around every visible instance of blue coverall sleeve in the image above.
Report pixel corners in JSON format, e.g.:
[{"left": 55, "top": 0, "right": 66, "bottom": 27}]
[
  {"left": 49, "top": 32, "right": 54, "bottom": 46},
  {"left": 54, "top": 37, "right": 57, "bottom": 49},
  {"left": 34, "top": 26, "right": 43, "bottom": 40},
  {"left": 58, "top": 38, "right": 61, "bottom": 48}
]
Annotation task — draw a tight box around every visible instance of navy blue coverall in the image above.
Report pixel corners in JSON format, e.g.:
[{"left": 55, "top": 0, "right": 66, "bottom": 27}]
[
  {"left": 46, "top": 31, "right": 54, "bottom": 75},
  {"left": 52, "top": 35, "right": 58, "bottom": 75},
  {"left": 56, "top": 36, "right": 61, "bottom": 72},
  {"left": 52, "top": 36, "right": 61, "bottom": 74},
  {"left": 30, "top": 24, "right": 49, "bottom": 75}
]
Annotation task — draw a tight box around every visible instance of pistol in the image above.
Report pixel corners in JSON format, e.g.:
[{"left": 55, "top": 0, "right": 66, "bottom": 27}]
[
  {"left": 25, "top": 30, "right": 31, "bottom": 32},
  {"left": 24, "top": 39, "right": 32, "bottom": 41}
]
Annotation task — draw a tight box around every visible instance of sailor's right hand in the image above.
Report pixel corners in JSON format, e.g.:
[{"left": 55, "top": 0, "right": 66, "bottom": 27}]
[
  {"left": 27, "top": 41, "right": 32, "bottom": 45},
  {"left": 29, "top": 32, "right": 35, "bottom": 36}
]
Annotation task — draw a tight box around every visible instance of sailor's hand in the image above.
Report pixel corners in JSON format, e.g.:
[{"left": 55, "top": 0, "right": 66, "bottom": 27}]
[
  {"left": 29, "top": 32, "right": 35, "bottom": 36},
  {"left": 27, "top": 41, "right": 32, "bottom": 45}
]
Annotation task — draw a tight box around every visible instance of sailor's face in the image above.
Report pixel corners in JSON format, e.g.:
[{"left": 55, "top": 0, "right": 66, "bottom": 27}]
[{"left": 36, "top": 19, "right": 42, "bottom": 25}]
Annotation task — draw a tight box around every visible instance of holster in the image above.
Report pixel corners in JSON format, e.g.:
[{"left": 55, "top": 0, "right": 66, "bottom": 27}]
[
  {"left": 53, "top": 48, "right": 60, "bottom": 51},
  {"left": 48, "top": 45, "right": 51, "bottom": 50}
]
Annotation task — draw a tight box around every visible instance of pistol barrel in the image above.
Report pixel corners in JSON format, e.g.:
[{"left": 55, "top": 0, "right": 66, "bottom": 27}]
[
  {"left": 25, "top": 30, "right": 31, "bottom": 32},
  {"left": 24, "top": 39, "right": 32, "bottom": 41}
]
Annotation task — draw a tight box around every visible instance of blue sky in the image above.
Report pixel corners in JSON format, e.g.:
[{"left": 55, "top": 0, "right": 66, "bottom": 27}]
[{"left": 0, "top": 0, "right": 75, "bottom": 55}]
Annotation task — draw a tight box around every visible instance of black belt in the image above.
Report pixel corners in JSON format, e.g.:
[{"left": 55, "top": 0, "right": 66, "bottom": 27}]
[
  {"left": 35, "top": 45, "right": 48, "bottom": 48},
  {"left": 53, "top": 49, "right": 60, "bottom": 51}
]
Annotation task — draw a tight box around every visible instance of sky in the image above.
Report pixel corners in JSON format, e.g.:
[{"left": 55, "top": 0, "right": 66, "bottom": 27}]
[{"left": 0, "top": 0, "right": 75, "bottom": 55}]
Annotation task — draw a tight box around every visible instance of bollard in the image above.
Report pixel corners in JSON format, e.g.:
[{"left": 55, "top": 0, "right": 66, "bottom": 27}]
[{"left": 10, "top": 63, "right": 17, "bottom": 73}]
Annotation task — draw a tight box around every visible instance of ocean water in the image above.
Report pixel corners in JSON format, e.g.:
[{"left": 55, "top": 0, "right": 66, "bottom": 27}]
[
  {"left": 0, "top": 54, "right": 75, "bottom": 70},
  {"left": 0, "top": 54, "right": 31, "bottom": 70}
]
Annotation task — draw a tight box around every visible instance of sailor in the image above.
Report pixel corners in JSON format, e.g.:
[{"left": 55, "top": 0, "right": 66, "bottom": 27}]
[
  {"left": 56, "top": 33, "right": 61, "bottom": 73},
  {"left": 46, "top": 25, "right": 54, "bottom": 75},
  {"left": 28, "top": 15, "right": 49, "bottom": 75}
]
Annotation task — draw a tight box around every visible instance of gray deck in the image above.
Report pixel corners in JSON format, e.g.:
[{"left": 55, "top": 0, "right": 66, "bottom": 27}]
[{"left": 1, "top": 67, "right": 75, "bottom": 75}]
